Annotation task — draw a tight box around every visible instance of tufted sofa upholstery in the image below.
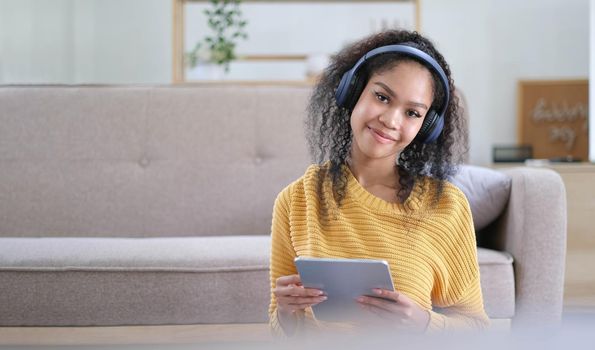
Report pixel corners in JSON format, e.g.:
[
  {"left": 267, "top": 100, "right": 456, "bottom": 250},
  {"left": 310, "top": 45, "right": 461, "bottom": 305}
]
[{"left": 0, "top": 85, "right": 566, "bottom": 330}]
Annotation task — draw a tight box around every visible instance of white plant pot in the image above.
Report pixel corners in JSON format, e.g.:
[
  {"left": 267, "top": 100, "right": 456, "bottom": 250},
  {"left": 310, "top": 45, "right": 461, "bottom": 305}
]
[{"left": 185, "top": 62, "right": 226, "bottom": 81}]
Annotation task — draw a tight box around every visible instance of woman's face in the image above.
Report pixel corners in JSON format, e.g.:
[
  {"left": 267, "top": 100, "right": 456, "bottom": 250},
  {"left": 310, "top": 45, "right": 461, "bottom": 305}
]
[{"left": 350, "top": 60, "right": 434, "bottom": 162}]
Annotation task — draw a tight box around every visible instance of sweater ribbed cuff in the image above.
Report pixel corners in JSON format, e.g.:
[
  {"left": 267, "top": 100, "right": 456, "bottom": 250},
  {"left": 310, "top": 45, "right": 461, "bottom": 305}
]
[
  {"left": 425, "top": 310, "right": 446, "bottom": 333},
  {"left": 269, "top": 309, "right": 288, "bottom": 339},
  {"left": 270, "top": 308, "right": 307, "bottom": 339}
]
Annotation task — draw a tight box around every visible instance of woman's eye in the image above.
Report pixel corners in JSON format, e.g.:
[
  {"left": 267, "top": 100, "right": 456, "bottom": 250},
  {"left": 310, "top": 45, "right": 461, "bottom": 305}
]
[
  {"left": 407, "top": 110, "right": 422, "bottom": 118},
  {"left": 375, "top": 92, "right": 389, "bottom": 103}
]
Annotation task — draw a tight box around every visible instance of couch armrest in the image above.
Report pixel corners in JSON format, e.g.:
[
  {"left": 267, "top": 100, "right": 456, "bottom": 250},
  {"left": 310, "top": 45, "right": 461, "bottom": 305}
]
[{"left": 496, "top": 167, "right": 567, "bottom": 328}]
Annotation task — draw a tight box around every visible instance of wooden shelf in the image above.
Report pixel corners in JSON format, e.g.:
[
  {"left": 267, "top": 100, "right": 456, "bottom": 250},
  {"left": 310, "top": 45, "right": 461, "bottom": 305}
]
[
  {"left": 176, "top": 80, "right": 315, "bottom": 87},
  {"left": 172, "top": 0, "right": 420, "bottom": 84}
]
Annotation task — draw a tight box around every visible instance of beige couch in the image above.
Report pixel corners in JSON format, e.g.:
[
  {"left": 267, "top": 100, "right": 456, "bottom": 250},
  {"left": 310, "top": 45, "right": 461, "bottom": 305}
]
[{"left": 0, "top": 85, "right": 566, "bottom": 331}]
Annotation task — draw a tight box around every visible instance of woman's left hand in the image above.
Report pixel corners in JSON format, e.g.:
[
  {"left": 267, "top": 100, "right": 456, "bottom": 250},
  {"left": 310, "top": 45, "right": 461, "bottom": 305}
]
[{"left": 356, "top": 289, "right": 430, "bottom": 332}]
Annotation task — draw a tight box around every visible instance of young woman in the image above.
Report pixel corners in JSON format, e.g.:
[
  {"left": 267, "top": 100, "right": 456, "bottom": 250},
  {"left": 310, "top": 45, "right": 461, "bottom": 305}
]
[{"left": 269, "top": 30, "right": 489, "bottom": 337}]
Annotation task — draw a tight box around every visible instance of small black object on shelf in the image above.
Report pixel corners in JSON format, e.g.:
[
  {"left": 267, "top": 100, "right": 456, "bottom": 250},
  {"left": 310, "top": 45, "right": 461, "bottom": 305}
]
[{"left": 492, "top": 145, "right": 533, "bottom": 163}]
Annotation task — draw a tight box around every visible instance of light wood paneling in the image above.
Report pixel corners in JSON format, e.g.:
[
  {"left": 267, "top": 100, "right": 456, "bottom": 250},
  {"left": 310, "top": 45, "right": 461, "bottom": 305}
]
[
  {"left": 0, "top": 321, "right": 513, "bottom": 346},
  {"left": 172, "top": 0, "right": 185, "bottom": 83},
  {"left": 0, "top": 324, "right": 271, "bottom": 346},
  {"left": 556, "top": 164, "right": 595, "bottom": 309}
]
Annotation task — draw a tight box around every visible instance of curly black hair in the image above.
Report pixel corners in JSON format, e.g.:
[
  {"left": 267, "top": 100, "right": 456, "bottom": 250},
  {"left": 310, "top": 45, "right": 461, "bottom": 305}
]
[{"left": 305, "top": 30, "right": 468, "bottom": 212}]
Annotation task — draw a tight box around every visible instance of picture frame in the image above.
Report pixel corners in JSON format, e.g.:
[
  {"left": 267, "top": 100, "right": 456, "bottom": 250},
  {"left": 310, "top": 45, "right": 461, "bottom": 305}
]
[{"left": 517, "top": 79, "right": 589, "bottom": 161}]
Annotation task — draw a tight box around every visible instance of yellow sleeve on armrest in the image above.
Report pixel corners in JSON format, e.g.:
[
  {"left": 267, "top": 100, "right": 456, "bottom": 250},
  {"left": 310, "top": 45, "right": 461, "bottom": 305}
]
[{"left": 426, "top": 275, "right": 490, "bottom": 333}]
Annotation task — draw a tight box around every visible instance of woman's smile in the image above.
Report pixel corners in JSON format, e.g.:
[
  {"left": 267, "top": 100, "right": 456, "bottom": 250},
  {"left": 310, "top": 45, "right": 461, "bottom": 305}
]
[{"left": 368, "top": 125, "right": 397, "bottom": 144}]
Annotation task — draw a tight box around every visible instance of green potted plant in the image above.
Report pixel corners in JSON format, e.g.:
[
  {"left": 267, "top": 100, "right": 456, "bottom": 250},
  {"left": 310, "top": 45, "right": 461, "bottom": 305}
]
[{"left": 186, "top": 0, "right": 248, "bottom": 75}]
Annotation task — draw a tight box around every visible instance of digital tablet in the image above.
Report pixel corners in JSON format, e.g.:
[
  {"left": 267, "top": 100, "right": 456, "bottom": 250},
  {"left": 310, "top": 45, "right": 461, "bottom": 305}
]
[{"left": 294, "top": 256, "right": 395, "bottom": 322}]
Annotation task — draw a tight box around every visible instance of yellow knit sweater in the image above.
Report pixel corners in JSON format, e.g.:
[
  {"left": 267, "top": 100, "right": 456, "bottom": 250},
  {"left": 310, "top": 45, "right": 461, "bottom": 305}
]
[{"left": 269, "top": 164, "right": 490, "bottom": 336}]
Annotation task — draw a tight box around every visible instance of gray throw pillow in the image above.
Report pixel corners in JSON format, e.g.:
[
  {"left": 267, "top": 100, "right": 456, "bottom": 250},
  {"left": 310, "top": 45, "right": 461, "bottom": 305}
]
[{"left": 449, "top": 165, "right": 512, "bottom": 231}]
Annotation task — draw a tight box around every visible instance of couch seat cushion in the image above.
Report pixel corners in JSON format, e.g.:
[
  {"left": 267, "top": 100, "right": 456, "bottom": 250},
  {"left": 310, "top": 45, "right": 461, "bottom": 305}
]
[
  {"left": 0, "top": 236, "right": 271, "bottom": 326},
  {"left": 477, "top": 247, "right": 515, "bottom": 318},
  {"left": 0, "top": 238, "right": 514, "bottom": 326},
  {"left": 0, "top": 236, "right": 269, "bottom": 271}
]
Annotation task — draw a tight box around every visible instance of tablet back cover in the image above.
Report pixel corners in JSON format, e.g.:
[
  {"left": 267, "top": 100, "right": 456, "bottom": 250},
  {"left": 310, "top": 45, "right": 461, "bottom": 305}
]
[{"left": 295, "top": 257, "right": 394, "bottom": 322}]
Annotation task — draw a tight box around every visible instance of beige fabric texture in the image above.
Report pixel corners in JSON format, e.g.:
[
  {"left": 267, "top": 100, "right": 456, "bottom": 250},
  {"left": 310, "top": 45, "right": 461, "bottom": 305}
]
[
  {"left": 0, "top": 237, "right": 270, "bottom": 325},
  {"left": 0, "top": 85, "right": 311, "bottom": 237},
  {"left": 0, "top": 236, "right": 269, "bottom": 271},
  {"left": 0, "top": 238, "right": 513, "bottom": 325},
  {"left": 0, "top": 85, "right": 565, "bottom": 327},
  {"left": 477, "top": 248, "right": 515, "bottom": 318},
  {"left": 497, "top": 168, "right": 567, "bottom": 328},
  {"left": 450, "top": 165, "right": 512, "bottom": 231}
]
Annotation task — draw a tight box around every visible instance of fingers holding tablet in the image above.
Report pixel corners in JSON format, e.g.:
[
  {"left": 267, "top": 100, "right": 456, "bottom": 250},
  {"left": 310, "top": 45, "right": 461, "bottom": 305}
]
[
  {"left": 356, "top": 288, "right": 430, "bottom": 331},
  {"left": 274, "top": 274, "right": 327, "bottom": 313}
]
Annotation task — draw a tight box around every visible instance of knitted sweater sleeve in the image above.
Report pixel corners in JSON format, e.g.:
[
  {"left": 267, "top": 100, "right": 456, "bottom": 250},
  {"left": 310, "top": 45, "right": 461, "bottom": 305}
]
[
  {"left": 426, "top": 273, "right": 490, "bottom": 331},
  {"left": 268, "top": 185, "right": 296, "bottom": 337},
  {"left": 268, "top": 184, "right": 318, "bottom": 337},
  {"left": 425, "top": 185, "right": 491, "bottom": 332}
]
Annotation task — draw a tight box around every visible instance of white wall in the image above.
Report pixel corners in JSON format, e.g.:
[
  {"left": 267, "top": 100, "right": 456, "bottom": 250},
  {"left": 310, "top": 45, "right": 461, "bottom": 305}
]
[
  {"left": 421, "top": 0, "right": 589, "bottom": 165},
  {"left": 0, "top": 0, "right": 171, "bottom": 84},
  {"left": 0, "top": 0, "right": 75, "bottom": 83},
  {"left": 83, "top": 0, "right": 171, "bottom": 84},
  {"left": 0, "top": 0, "right": 589, "bottom": 164},
  {"left": 185, "top": 2, "right": 415, "bottom": 81}
]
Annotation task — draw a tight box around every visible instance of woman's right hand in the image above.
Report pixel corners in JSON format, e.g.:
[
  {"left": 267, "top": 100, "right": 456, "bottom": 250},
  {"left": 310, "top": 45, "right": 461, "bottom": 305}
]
[{"left": 273, "top": 274, "right": 327, "bottom": 315}]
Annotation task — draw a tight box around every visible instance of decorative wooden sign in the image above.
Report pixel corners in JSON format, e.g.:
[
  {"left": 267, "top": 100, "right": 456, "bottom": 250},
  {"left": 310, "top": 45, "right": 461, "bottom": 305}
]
[{"left": 518, "top": 80, "right": 589, "bottom": 160}]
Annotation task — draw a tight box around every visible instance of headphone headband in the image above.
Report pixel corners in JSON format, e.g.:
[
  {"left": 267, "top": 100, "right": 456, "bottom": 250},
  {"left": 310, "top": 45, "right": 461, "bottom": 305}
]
[{"left": 335, "top": 43, "right": 451, "bottom": 143}]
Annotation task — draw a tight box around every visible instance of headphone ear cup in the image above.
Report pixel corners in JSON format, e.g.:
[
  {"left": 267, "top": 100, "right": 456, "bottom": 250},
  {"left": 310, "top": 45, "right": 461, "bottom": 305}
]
[
  {"left": 335, "top": 72, "right": 351, "bottom": 108},
  {"left": 345, "top": 73, "right": 366, "bottom": 111},
  {"left": 416, "top": 109, "right": 441, "bottom": 143}
]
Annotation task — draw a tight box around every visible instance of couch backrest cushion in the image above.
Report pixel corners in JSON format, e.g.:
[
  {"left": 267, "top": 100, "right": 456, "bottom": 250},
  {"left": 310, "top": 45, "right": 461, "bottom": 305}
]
[
  {"left": 449, "top": 165, "right": 512, "bottom": 231},
  {"left": 0, "top": 85, "right": 311, "bottom": 237}
]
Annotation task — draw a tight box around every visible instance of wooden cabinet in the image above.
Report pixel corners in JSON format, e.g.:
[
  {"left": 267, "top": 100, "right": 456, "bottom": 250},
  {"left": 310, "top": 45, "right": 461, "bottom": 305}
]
[
  {"left": 493, "top": 163, "right": 595, "bottom": 311},
  {"left": 554, "top": 164, "right": 595, "bottom": 311}
]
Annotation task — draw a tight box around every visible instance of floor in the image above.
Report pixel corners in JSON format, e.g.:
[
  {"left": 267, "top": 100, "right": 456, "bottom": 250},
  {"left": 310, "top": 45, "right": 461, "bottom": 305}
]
[
  {"left": 0, "top": 324, "right": 271, "bottom": 346},
  {"left": 0, "top": 317, "right": 593, "bottom": 350}
]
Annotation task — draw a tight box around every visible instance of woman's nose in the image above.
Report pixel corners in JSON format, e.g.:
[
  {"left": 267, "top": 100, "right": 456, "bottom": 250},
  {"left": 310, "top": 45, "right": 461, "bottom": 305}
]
[{"left": 379, "top": 108, "right": 402, "bottom": 129}]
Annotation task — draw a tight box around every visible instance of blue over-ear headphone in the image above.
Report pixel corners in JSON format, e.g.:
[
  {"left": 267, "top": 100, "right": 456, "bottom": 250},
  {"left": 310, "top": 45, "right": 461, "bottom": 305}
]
[{"left": 335, "top": 43, "right": 450, "bottom": 144}]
